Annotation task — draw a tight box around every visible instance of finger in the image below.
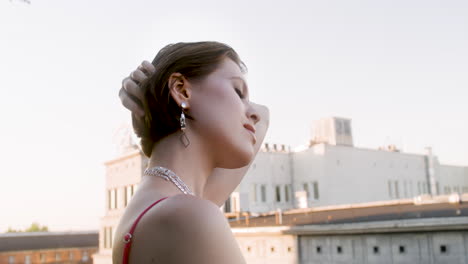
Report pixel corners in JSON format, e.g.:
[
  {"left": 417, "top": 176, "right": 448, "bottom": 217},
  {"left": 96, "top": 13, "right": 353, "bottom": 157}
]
[
  {"left": 131, "top": 112, "right": 146, "bottom": 138},
  {"left": 119, "top": 88, "right": 145, "bottom": 117},
  {"left": 142, "top": 60, "right": 156, "bottom": 75},
  {"left": 252, "top": 102, "right": 269, "bottom": 114},
  {"left": 123, "top": 77, "right": 144, "bottom": 101},
  {"left": 137, "top": 63, "right": 153, "bottom": 76},
  {"left": 131, "top": 69, "right": 148, "bottom": 83}
]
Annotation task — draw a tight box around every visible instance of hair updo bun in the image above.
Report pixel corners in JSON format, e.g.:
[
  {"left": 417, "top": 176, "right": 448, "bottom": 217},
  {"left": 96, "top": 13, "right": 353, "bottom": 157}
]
[{"left": 131, "top": 41, "right": 246, "bottom": 157}]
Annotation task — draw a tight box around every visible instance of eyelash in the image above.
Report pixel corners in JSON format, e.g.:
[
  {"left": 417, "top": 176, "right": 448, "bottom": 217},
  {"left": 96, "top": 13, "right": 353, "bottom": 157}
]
[{"left": 235, "top": 88, "right": 244, "bottom": 99}]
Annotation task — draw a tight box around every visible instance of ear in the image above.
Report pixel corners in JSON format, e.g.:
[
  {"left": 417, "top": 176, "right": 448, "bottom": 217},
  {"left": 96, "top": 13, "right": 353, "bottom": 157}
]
[{"left": 168, "top": 72, "right": 192, "bottom": 108}]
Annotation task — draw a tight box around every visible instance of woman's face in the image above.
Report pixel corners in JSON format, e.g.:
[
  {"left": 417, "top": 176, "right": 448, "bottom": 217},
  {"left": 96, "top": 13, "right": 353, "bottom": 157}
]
[{"left": 188, "top": 58, "right": 258, "bottom": 169}]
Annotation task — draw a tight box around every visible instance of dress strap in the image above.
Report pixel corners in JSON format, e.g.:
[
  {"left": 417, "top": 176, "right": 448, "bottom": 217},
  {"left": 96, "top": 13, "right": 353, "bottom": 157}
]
[{"left": 122, "top": 196, "right": 170, "bottom": 264}]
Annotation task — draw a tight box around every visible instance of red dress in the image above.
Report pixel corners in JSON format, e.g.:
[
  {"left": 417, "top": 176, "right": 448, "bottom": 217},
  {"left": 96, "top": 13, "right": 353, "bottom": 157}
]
[{"left": 122, "top": 196, "right": 170, "bottom": 264}]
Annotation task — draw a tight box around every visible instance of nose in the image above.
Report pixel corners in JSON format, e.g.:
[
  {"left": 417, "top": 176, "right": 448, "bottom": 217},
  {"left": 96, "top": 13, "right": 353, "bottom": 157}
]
[{"left": 246, "top": 103, "right": 260, "bottom": 125}]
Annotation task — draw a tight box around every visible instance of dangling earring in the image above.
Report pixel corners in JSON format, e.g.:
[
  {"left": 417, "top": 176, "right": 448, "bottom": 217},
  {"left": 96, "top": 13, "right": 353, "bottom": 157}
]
[{"left": 179, "top": 102, "right": 190, "bottom": 147}]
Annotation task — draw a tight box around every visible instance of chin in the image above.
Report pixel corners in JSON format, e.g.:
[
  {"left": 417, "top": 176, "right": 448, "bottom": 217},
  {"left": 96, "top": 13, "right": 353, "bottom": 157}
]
[{"left": 218, "top": 146, "right": 254, "bottom": 169}]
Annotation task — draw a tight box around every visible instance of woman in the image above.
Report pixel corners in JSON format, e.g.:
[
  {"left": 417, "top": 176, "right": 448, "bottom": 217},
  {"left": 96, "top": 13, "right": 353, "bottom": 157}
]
[{"left": 114, "top": 41, "right": 269, "bottom": 264}]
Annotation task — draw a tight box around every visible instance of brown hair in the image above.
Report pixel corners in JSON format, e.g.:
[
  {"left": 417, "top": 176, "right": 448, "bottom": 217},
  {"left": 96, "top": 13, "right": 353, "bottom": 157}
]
[{"left": 132, "top": 41, "right": 246, "bottom": 157}]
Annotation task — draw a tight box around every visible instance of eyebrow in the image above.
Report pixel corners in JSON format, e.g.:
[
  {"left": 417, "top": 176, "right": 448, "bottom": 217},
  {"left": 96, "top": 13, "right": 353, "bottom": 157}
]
[{"left": 229, "top": 76, "right": 249, "bottom": 97}]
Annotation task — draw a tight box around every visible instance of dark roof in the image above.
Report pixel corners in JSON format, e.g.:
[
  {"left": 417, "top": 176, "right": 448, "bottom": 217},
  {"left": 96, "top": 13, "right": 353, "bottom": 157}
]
[
  {"left": 0, "top": 231, "right": 98, "bottom": 252},
  {"left": 229, "top": 200, "right": 468, "bottom": 228}
]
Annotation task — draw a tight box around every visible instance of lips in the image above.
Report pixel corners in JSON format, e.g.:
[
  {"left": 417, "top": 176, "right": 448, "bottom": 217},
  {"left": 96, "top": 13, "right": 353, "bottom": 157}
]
[
  {"left": 243, "top": 124, "right": 257, "bottom": 144},
  {"left": 243, "top": 124, "right": 256, "bottom": 134}
]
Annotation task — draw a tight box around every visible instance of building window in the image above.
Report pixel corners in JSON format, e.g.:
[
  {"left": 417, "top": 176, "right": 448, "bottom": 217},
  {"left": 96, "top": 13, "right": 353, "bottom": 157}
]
[
  {"left": 104, "top": 227, "right": 114, "bottom": 249},
  {"left": 336, "top": 119, "right": 343, "bottom": 134},
  {"left": 224, "top": 198, "right": 231, "bottom": 213},
  {"left": 316, "top": 246, "right": 322, "bottom": 254},
  {"left": 418, "top": 182, "right": 421, "bottom": 195},
  {"left": 373, "top": 246, "right": 380, "bottom": 254},
  {"left": 261, "top": 185, "right": 267, "bottom": 202},
  {"left": 125, "top": 185, "right": 134, "bottom": 207},
  {"left": 110, "top": 227, "right": 113, "bottom": 248},
  {"left": 399, "top": 245, "right": 406, "bottom": 254},
  {"left": 303, "top": 183, "right": 309, "bottom": 198},
  {"left": 440, "top": 245, "right": 448, "bottom": 254},
  {"left": 8, "top": 256, "right": 14, "bottom": 264},
  {"left": 107, "top": 189, "right": 111, "bottom": 209},
  {"left": 82, "top": 251, "right": 89, "bottom": 262},
  {"left": 103, "top": 227, "right": 107, "bottom": 248},
  {"left": 403, "top": 181, "right": 408, "bottom": 197},
  {"left": 388, "top": 180, "right": 393, "bottom": 198},
  {"left": 344, "top": 121, "right": 351, "bottom": 135},
  {"left": 40, "top": 253, "right": 46, "bottom": 263},
  {"left": 337, "top": 246, "right": 342, "bottom": 254},
  {"left": 250, "top": 184, "right": 257, "bottom": 202},
  {"left": 108, "top": 188, "right": 117, "bottom": 210},
  {"left": 69, "top": 251, "right": 74, "bottom": 260},
  {"left": 313, "top": 181, "right": 319, "bottom": 200},
  {"left": 394, "top": 181, "right": 400, "bottom": 198},
  {"left": 232, "top": 195, "right": 238, "bottom": 212},
  {"left": 124, "top": 186, "right": 129, "bottom": 207},
  {"left": 25, "top": 255, "right": 31, "bottom": 264},
  {"left": 55, "top": 253, "right": 61, "bottom": 261},
  {"left": 285, "top": 185, "right": 290, "bottom": 202},
  {"left": 275, "top": 185, "right": 281, "bottom": 202}
]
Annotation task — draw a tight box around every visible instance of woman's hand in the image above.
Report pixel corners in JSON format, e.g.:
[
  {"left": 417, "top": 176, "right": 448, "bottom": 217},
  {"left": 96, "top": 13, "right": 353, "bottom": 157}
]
[
  {"left": 118, "top": 60, "right": 155, "bottom": 117},
  {"left": 119, "top": 60, "right": 270, "bottom": 207}
]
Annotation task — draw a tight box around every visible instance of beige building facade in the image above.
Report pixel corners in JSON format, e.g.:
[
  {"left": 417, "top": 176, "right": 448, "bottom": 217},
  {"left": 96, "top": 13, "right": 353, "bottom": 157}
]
[
  {"left": 231, "top": 217, "right": 468, "bottom": 264},
  {"left": 0, "top": 231, "right": 98, "bottom": 264}
]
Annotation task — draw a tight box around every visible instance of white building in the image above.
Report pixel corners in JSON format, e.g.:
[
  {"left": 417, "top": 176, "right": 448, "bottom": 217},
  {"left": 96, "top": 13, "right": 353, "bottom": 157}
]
[
  {"left": 93, "top": 117, "right": 468, "bottom": 263},
  {"left": 230, "top": 117, "right": 467, "bottom": 214}
]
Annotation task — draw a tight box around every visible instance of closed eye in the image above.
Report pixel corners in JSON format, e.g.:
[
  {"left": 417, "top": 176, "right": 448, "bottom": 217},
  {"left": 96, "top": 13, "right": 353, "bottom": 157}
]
[{"left": 235, "top": 88, "right": 245, "bottom": 99}]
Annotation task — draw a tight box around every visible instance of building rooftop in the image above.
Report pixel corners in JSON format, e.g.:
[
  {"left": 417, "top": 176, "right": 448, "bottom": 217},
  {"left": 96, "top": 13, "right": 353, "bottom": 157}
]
[
  {"left": 228, "top": 194, "right": 468, "bottom": 228},
  {"left": 0, "top": 231, "right": 99, "bottom": 252}
]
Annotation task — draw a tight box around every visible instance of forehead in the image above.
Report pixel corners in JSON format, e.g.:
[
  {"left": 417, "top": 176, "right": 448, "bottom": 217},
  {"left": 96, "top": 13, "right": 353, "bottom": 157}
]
[{"left": 214, "top": 58, "right": 245, "bottom": 79}]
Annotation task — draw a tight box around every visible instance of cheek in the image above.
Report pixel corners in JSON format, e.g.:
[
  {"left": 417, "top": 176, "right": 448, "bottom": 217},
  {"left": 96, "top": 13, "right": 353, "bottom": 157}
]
[
  {"left": 190, "top": 88, "right": 253, "bottom": 168},
  {"left": 192, "top": 90, "right": 245, "bottom": 141},
  {"left": 195, "top": 84, "right": 243, "bottom": 126}
]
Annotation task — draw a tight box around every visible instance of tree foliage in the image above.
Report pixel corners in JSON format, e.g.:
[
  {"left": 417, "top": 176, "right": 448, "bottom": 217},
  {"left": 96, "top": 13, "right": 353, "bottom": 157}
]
[{"left": 6, "top": 222, "right": 48, "bottom": 233}]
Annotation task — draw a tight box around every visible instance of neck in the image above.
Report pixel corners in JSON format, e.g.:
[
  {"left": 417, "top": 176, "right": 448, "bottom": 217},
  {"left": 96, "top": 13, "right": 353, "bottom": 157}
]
[{"left": 145, "top": 131, "right": 214, "bottom": 198}]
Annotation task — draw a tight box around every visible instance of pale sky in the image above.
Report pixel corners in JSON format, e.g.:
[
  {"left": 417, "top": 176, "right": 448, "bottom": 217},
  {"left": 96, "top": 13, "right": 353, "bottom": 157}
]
[{"left": 1, "top": 0, "right": 467, "bottom": 232}]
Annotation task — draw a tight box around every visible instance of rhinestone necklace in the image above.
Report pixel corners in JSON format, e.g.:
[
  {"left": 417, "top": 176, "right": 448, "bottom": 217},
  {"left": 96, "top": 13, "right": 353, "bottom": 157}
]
[{"left": 143, "top": 166, "right": 194, "bottom": 196}]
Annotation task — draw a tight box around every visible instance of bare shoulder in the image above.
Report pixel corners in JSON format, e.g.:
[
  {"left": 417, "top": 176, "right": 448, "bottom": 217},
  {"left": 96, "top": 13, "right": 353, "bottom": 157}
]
[
  {"left": 160, "top": 194, "right": 224, "bottom": 222},
  {"left": 140, "top": 194, "right": 247, "bottom": 264}
]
